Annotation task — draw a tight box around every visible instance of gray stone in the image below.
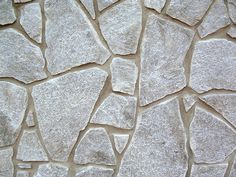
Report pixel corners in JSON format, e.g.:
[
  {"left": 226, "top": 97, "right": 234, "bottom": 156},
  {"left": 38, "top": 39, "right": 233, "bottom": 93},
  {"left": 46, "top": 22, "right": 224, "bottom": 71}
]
[
  {"left": 113, "top": 134, "right": 129, "bottom": 153},
  {"left": 18, "top": 163, "right": 31, "bottom": 169},
  {"left": 0, "top": 148, "right": 13, "bottom": 177},
  {"left": 32, "top": 68, "right": 107, "bottom": 161},
  {"left": 189, "top": 39, "right": 236, "bottom": 93},
  {"left": 191, "top": 164, "right": 228, "bottom": 177},
  {"left": 44, "top": 0, "right": 110, "bottom": 75},
  {"left": 190, "top": 106, "right": 236, "bottom": 163},
  {"left": 0, "top": 0, "right": 16, "bottom": 25},
  {"left": 166, "top": 0, "right": 213, "bottom": 26},
  {"left": 14, "top": 0, "right": 32, "bottom": 3},
  {"left": 74, "top": 128, "right": 116, "bottom": 165},
  {"left": 144, "top": 0, "right": 166, "bottom": 13},
  {"left": 111, "top": 58, "right": 138, "bottom": 95},
  {"left": 91, "top": 93, "right": 137, "bottom": 129},
  {"left": 25, "top": 111, "right": 35, "bottom": 127},
  {"left": 183, "top": 93, "right": 197, "bottom": 112},
  {"left": 230, "top": 157, "right": 236, "bottom": 177},
  {"left": 0, "top": 29, "right": 47, "bottom": 84},
  {"left": 0, "top": 81, "right": 28, "bottom": 147},
  {"left": 81, "top": 0, "right": 95, "bottom": 19},
  {"left": 99, "top": 0, "right": 142, "bottom": 55},
  {"left": 16, "top": 130, "right": 48, "bottom": 161},
  {"left": 76, "top": 166, "right": 114, "bottom": 177},
  {"left": 34, "top": 163, "right": 69, "bottom": 177},
  {"left": 117, "top": 98, "right": 188, "bottom": 177},
  {"left": 139, "top": 15, "right": 194, "bottom": 106},
  {"left": 20, "top": 3, "right": 42, "bottom": 43},
  {"left": 228, "top": 0, "right": 236, "bottom": 23},
  {"left": 16, "top": 171, "right": 29, "bottom": 177},
  {"left": 97, "top": 0, "right": 119, "bottom": 11},
  {"left": 227, "top": 26, "right": 236, "bottom": 38}
]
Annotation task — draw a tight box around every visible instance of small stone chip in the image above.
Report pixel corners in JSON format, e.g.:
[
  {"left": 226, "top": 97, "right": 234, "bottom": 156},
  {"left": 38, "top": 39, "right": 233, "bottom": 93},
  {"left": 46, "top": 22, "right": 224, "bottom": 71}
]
[
  {"left": 34, "top": 163, "right": 69, "bottom": 177},
  {"left": 14, "top": 0, "right": 32, "bottom": 3},
  {"left": 227, "top": 26, "right": 236, "bottom": 38},
  {"left": 183, "top": 93, "right": 197, "bottom": 112},
  {"left": 97, "top": 0, "right": 119, "bottom": 11},
  {"left": 76, "top": 166, "right": 114, "bottom": 177},
  {"left": 81, "top": 0, "right": 95, "bottom": 19},
  {"left": 0, "top": 0, "right": 16, "bottom": 25},
  {"left": 191, "top": 164, "right": 228, "bottom": 177},
  {"left": 0, "top": 148, "right": 14, "bottom": 177},
  {"left": 25, "top": 111, "right": 35, "bottom": 127},
  {"left": 18, "top": 163, "right": 32, "bottom": 169},
  {"left": 113, "top": 134, "right": 129, "bottom": 153},
  {"left": 144, "top": 0, "right": 166, "bottom": 13}
]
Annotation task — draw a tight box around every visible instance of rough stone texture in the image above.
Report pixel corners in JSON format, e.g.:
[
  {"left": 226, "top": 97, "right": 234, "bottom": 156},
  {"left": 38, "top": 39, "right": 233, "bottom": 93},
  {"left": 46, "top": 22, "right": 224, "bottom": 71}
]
[
  {"left": 81, "top": 0, "right": 95, "bottom": 19},
  {"left": 230, "top": 157, "right": 236, "bottom": 177},
  {"left": 0, "top": 148, "right": 13, "bottom": 177},
  {"left": 144, "top": 0, "right": 166, "bottom": 13},
  {"left": 228, "top": 0, "right": 236, "bottom": 23},
  {"left": 111, "top": 58, "right": 138, "bottom": 95},
  {"left": 0, "top": 81, "right": 28, "bottom": 147},
  {"left": 166, "top": 0, "right": 213, "bottom": 26},
  {"left": 74, "top": 128, "right": 116, "bottom": 165},
  {"left": 139, "top": 15, "right": 194, "bottom": 106},
  {"left": 183, "top": 93, "right": 197, "bottom": 112},
  {"left": 20, "top": 3, "right": 42, "bottom": 43},
  {"left": 113, "top": 134, "right": 129, "bottom": 153},
  {"left": 99, "top": 0, "right": 142, "bottom": 55},
  {"left": 190, "top": 39, "right": 236, "bottom": 93},
  {"left": 16, "top": 171, "right": 29, "bottom": 177},
  {"left": 97, "top": 0, "right": 119, "bottom": 11},
  {"left": 76, "top": 166, "right": 114, "bottom": 177},
  {"left": 32, "top": 68, "right": 108, "bottom": 162},
  {"left": 191, "top": 164, "right": 228, "bottom": 177},
  {"left": 0, "top": 29, "right": 47, "bottom": 84},
  {"left": 14, "top": 0, "right": 32, "bottom": 3},
  {"left": 25, "top": 111, "right": 35, "bottom": 127},
  {"left": 117, "top": 98, "right": 188, "bottom": 177},
  {"left": 91, "top": 93, "right": 137, "bottom": 129},
  {"left": 34, "top": 163, "right": 69, "bottom": 177},
  {"left": 44, "top": 0, "right": 111, "bottom": 75},
  {"left": 16, "top": 130, "right": 48, "bottom": 161},
  {"left": 227, "top": 26, "right": 236, "bottom": 38},
  {"left": 0, "top": 0, "right": 16, "bottom": 25},
  {"left": 18, "top": 163, "right": 32, "bottom": 169},
  {"left": 190, "top": 106, "right": 236, "bottom": 163}
]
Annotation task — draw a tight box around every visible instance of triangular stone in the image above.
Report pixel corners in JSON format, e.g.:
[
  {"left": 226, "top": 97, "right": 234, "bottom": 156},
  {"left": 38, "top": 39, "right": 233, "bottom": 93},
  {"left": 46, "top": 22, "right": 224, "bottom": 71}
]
[
  {"left": 183, "top": 93, "right": 197, "bottom": 112},
  {"left": 113, "top": 134, "right": 129, "bottom": 153},
  {"left": 81, "top": 0, "right": 95, "bottom": 19}
]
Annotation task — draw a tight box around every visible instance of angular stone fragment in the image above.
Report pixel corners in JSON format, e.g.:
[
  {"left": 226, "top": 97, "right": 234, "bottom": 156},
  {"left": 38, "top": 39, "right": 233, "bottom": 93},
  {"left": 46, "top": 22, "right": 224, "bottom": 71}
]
[
  {"left": 111, "top": 58, "right": 138, "bottom": 95},
  {"left": 34, "top": 163, "right": 69, "bottom": 177},
  {"left": 117, "top": 98, "right": 188, "bottom": 177},
  {"left": 18, "top": 163, "right": 31, "bottom": 169},
  {"left": 16, "top": 171, "right": 29, "bottom": 177},
  {"left": 189, "top": 39, "right": 236, "bottom": 93},
  {"left": 139, "top": 15, "right": 194, "bottom": 106},
  {"left": 230, "top": 157, "right": 236, "bottom": 177},
  {"left": 0, "top": 82, "right": 27, "bottom": 147},
  {"left": 32, "top": 68, "right": 107, "bottom": 161},
  {"left": 0, "top": 29, "right": 47, "bottom": 84},
  {"left": 99, "top": 0, "right": 142, "bottom": 55},
  {"left": 0, "top": 0, "right": 16, "bottom": 25},
  {"left": 227, "top": 26, "right": 236, "bottom": 38},
  {"left": 81, "top": 0, "right": 95, "bottom": 19},
  {"left": 183, "top": 93, "right": 197, "bottom": 112},
  {"left": 74, "top": 128, "right": 116, "bottom": 165},
  {"left": 20, "top": 3, "right": 42, "bottom": 43},
  {"left": 0, "top": 148, "right": 13, "bottom": 177},
  {"left": 228, "top": 0, "right": 236, "bottom": 23},
  {"left": 17, "top": 130, "right": 48, "bottom": 161},
  {"left": 97, "top": 0, "right": 119, "bottom": 11},
  {"left": 190, "top": 106, "right": 236, "bottom": 163},
  {"left": 44, "top": 0, "right": 110, "bottom": 75},
  {"left": 76, "top": 166, "right": 114, "bottom": 177},
  {"left": 25, "top": 111, "right": 35, "bottom": 127},
  {"left": 14, "top": 0, "right": 32, "bottom": 3},
  {"left": 91, "top": 93, "right": 137, "bottom": 129},
  {"left": 144, "top": 0, "right": 166, "bottom": 13},
  {"left": 191, "top": 164, "right": 228, "bottom": 177},
  {"left": 166, "top": 0, "right": 213, "bottom": 26},
  {"left": 113, "top": 134, "right": 129, "bottom": 153}
]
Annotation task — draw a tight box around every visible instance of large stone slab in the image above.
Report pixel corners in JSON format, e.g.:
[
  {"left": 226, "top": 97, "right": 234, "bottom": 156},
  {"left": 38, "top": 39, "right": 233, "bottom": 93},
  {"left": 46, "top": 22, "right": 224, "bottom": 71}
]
[
  {"left": 44, "top": 0, "right": 110, "bottom": 75},
  {"left": 97, "top": 0, "right": 118, "bottom": 11},
  {"left": 81, "top": 0, "right": 95, "bottom": 19},
  {"left": 139, "top": 15, "right": 194, "bottom": 106},
  {"left": 0, "top": 148, "right": 13, "bottom": 177},
  {"left": 191, "top": 164, "right": 228, "bottom": 177},
  {"left": 144, "top": 0, "right": 166, "bottom": 13},
  {"left": 34, "top": 163, "right": 68, "bottom": 177},
  {"left": 0, "top": 0, "right": 16, "bottom": 25},
  {"left": 117, "top": 98, "right": 188, "bottom": 177},
  {"left": 228, "top": 0, "right": 236, "bottom": 23},
  {"left": 76, "top": 166, "right": 114, "bottom": 177},
  {"left": 32, "top": 68, "right": 108, "bottom": 161}
]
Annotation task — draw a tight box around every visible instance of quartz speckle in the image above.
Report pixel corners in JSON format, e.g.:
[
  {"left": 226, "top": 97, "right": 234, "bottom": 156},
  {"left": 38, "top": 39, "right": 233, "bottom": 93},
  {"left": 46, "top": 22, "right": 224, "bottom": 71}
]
[
  {"left": 34, "top": 163, "right": 69, "bottom": 177},
  {"left": 0, "top": 148, "right": 14, "bottom": 177},
  {"left": 144, "top": 0, "right": 166, "bottom": 13},
  {"left": 191, "top": 164, "right": 228, "bottom": 177},
  {"left": 113, "top": 134, "right": 129, "bottom": 153},
  {"left": 0, "top": 0, "right": 16, "bottom": 25},
  {"left": 76, "top": 166, "right": 114, "bottom": 177}
]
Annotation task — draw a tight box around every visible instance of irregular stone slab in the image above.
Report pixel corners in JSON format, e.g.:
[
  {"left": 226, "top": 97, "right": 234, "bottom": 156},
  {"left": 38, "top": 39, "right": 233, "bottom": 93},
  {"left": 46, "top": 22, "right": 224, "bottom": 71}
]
[
  {"left": 0, "top": 0, "right": 16, "bottom": 25},
  {"left": 25, "top": 111, "right": 35, "bottom": 127},
  {"left": 230, "top": 157, "right": 236, "bottom": 177},
  {"left": 0, "top": 81, "right": 28, "bottom": 147},
  {"left": 113, "top": 134, "right": 129, "bottom": 153},
  {"left": 166, "top": 0, "right": 213, "bottom": 26},
  {"left": 34, "top": 163, "right": 69, "bottom": 177},
  {"left": 32, "top": 68, "right": 107, "bottom": 161},
  {"left": 190, "top": 106, "right": 236, "bottom": 163},
  {"left": 0, "top": 148, "right": 13, "bottom": 177},
  {"left": 74, "top": 128, "right": 116, "bottom": 165},
  {"left": 227, "top": 26, "right": 236, "bottom": 38},
  {"left": 14, "top": 0, "right": 32, "bottom": 3},
  {"left": 18, "top": 163, "right": 32, "bottom": 169},
  {"left": 99, "top": 0, "right": 142, "bottom": 55},
  {"left": 117, "top": 98, "right": 188, "bottom": 177},
  {"left": 183, "top": 93, "right": 197, "bottom": 112},
  {"left": 20, "top": 3, "right": 42, "bottom": 43},
  {"left": 44, "top": 0, "right": 110, "bottom": 75},
  {"left": 97, "top": 0, "right": 119, "bottom": 11},
  {"left": 139, "top": 15, "right": 194, "bottom": 106},
  {"left": 189, "top": 39, "right": 236, "bottom": 93},
  {"left": 17, "top": 130, "right": 48, "bottom": 161},
  {"left": 144, "top": 0, "right": 166, "bottom": 13},
  {"left": 91, "top": 93, "right": 137, "bottom": 129},
  {"left": 191, "top": 164, "right": 228, "bottom": 177},
  {"left": 0, "top": 29, "right": 47, "bottom": 84},
  {"left": 228, "top": 0, "right": 236, "bottom": 23},
  {"left": 81, "top": 0, "right": 95, "bottom": 19},
  {"left": 110, "top": 58, "right": 138, "bottom": 95},
  {"left": 197, "top": 0, "right": 230, "bottom": 38},
  {"left": 76, "top": 166, "right": 114, "bottom": 177},
  {"left": 16, "top": 171, "right": 29, "bottom": 177}
]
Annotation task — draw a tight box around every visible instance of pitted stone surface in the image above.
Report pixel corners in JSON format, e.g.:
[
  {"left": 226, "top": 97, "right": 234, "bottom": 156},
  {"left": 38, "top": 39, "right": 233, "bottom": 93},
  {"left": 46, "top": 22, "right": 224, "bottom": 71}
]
[
  {"left": 230, "top": 157, "right": 236, "bottom": 177},
  {"left": 227, "top": 26, "right": 236, "bottom": 38},
  {"left": 0, "top": 0, "right": 16, "bottom": 25},
  {"left": 0, "top": 148, "right": 13, "bottom": 177},
  {"left": 81, "top": 0, "right": 95, "bottom": 19},
  {"left": 144, "top": 0, "right": 166, "bottom": 13},
  {"left": 32, "top": 68, "right": 108, "bottom": 161},
  {"left": 25, "top": 111, "right": 35, "bottom": 127},
  {"left": 228, "top": 0, "right": 236, "bottom": 23},
  {"left": 76, "top": 166, "right": 114, "bottom": 177},
  {"left": 97, "top": 0, "right": 119, "bottom": 11},
  {"left": 34, "top": 163, "right": 69, "bottom": 177},
  {"left": 113, "top": 134, "right": 129, "bottom": 153},
  {"left": 16, "top": 171, "right": 29, "bottom": 177},
  {"left": 183, "top": 93, "right": 197, "bottom": 112},
  {"left": 191, "top": 164, "right": 228, "bottom": 177}
]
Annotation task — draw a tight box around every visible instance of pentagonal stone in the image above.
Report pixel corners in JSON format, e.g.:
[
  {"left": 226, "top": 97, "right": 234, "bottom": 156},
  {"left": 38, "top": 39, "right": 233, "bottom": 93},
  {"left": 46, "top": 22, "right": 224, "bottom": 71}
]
[
  {"left": 97, "top": 0, "right": 119, "bottom": 11},
  {"left": 0, "top": 0, "right": 16, "bottom": 25},
  {"left": 144, "top": 0, "right": 166, "bottom": 13},
  {"left": 191, "top": 164, "right": 228, "bottom": 177},
  {"left": 33, "top": 163, "right": 68, "bottom": 177},
  {"left": 113, "top": 134, "right": 129, "bottom": 153},
  {"left": 228, "top": 0, "right": 236, "bottom": 23},
  {"left": 0, "top": 148, "right": 13, "bottom": 177},
  {"left": 76, "top": 166, "right": 114, "bottom": 177}
]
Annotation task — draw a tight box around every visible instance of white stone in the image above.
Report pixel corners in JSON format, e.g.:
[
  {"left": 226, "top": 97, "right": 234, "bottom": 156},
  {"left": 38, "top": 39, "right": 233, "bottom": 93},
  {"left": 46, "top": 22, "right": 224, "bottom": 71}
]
[
  {"left": 228, "top": 0, "right": 236, "bottom": 23},
  {"left": 227, "top": 26, "right": 236, "bottom": 38},
  {"left": 190, "top": 106, "right": 236, "bottom": 163},
  {"left": 91, "top": 93, "right": 137, "bottom": 129},
  {"left": 0, "top": 81, "right": 28, "bottom": 147},
  {"left": 144, "top": 0, "right": 166, "bottom": 13},
  {"left": 0, "top": 148, "right": 13, "bottom": 177},
  {"left": 0, "top": 0, "right": 16, "bottom": 25},
  {"left": 0, "top": 29, "right": 47, "bottom": 84},
  {"left": 98, "top": 0, "right": 142, "bottom": 55},
  {"left": 113, "top": 134, "right": 129, "bottom": 153},
  {"left": 14, "top": 0, "right": 32, "bottom": 3},
  {"left": 20, "top": 3, "right": 42, "bottom": 43},
  {"left": 18, "top": 163, "right": 31, "bottom": 169},
  {"left": 74, "top": 128, "right": 116, "bottom": 165},
  {"left": 183, "top": 93, "right": 197, "bottom": 112},
  {"left": 34, "top": 163, "right": 69, "bottom": 177},
  {"left": 230, "top": 157, "right": 236, "bottom": 177},
  {"left": 111, "top": 58, "right": 138, "bottom": 95},
  {"left": 16, "top": 171, "right": 29, "bottom": 177},
  {"left": 117, "top": 98, "right": 188, "bottom": 177},
  {"left": 139, "top": 15, "right": 194, "bottom": 106},
  {"left": 97, "top": 0, "right": 119, "bottom": 11},
  {"left": 76, "top": 166, "right": 114, "bottom": 177},
  {"left": 189, "top": 39, "right": 236, "bottom": 93},
  {"left": 32, "top": 68, "right": 107, "bottom": 161},
  {"left": 25, "top": 111, "right": 35, "bottom": 127},
  {"left": 44, "top": 0, "right": 110, "bottom": 75},
  {"left": 16, "top": 130, "right": 48, "bottom": 161},
  {"left": 191, "top": 164, "right": 228, "bottom": 177},
  {"left": 81, "top": 0, "right": 95, "bottom": 19},
  {"left": 166, "top": 0, "right": 213, "bottom": 26}
]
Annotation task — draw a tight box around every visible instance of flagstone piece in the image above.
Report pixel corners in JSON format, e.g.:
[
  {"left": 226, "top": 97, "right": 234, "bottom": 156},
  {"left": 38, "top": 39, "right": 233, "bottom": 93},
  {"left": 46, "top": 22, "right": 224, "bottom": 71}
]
[
  {"left": 76, "top": 166, "right": 114, "bottom": 177},
  {"left": 0, "top": 148, "right": 14, "bottom": 177},
  {"left": 113, "top": 134, "right": 129, "bottom": 153},
  {"left": 144, "top": 0, "right": 166, "bottom": 13},
  {"left": 191, "top": 164, "right": 228, "bottom": 177},
  {"left": 34, "top": 163, "right": 69, "bottom": 177},
  {"left": 0, "top": 0, "right": 16, "bottom": 25}
]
